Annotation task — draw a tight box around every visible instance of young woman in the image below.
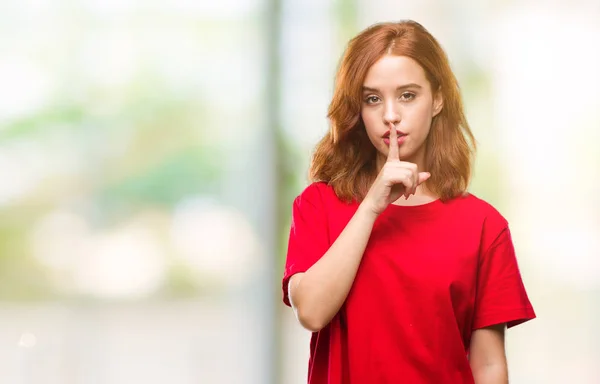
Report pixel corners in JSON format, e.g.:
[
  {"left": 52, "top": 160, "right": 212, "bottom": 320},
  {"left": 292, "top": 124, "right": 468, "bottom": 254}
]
[{"left": 281, "top": 20, "right": 536, "bottom": 383}]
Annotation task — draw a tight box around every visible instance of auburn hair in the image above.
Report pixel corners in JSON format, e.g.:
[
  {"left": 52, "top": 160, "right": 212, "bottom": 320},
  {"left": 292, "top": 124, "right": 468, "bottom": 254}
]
[{"left": 309, "top": 20, "right": 476, "bottom": 202}]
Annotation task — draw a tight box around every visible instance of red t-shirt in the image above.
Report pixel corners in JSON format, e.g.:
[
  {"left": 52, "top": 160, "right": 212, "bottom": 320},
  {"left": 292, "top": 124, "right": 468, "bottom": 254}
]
[{"left": 282, "top": 182, "right": 536, "bottom": 384}]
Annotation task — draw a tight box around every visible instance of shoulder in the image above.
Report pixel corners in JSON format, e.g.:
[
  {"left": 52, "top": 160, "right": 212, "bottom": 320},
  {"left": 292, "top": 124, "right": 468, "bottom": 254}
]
[
  {"left": 294, "top": 181, "right": 343, "bottom": 206},
  {"left": 296, "top": 181, "right": 329, "bottom": 199},
  {"left": 448, "top": 193, "right": 509, "bottom": 238},
  {"left": 456, "top": 192, "right": 506, "bottom": 217},
  {"left": 293, "top": 182, "right": 356, "bottom": 218}
]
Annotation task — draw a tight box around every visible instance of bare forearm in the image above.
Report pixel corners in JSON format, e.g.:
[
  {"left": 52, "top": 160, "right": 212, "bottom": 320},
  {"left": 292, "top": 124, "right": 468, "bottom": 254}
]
[
  {"left": 290, "top": 203, "right": 377, "bottom": 331},
  {"left": 471, "top": 363, "right": 508, "bottom": 384},
  {"left": 469, "top": 324, "right": 508, "bottom": 384}
]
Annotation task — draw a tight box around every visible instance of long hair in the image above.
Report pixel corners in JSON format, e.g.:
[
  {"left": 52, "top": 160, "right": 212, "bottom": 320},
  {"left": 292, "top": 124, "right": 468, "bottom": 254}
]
[{"left": 309, "top": 20, "right": 476, "bottom": 202}]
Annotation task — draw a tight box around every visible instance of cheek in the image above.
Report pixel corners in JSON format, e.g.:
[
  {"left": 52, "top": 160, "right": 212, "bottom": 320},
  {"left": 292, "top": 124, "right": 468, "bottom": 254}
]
[
  {"left": 361, "top": 111, "right": 378, "bottom": 135},
  {"left": 361, "top": 112, "right": 384, "bottom": 149},
  {"left": 403, "top": 105, "right": 433, "bottom": 130},
  {"left": 361, "top": 109, "right": 373, "bottom": 124}
]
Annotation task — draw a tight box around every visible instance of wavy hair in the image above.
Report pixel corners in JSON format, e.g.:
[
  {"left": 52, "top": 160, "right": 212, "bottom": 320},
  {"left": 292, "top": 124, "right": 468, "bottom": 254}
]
[{"left": 309, "top": 20, "right": 476, "bottom": 202}]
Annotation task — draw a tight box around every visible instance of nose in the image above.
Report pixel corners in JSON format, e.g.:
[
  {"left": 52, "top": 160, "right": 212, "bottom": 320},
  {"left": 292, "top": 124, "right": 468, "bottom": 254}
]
[{"left": 383, "top": 99, "right": 400, "bottom": 125}]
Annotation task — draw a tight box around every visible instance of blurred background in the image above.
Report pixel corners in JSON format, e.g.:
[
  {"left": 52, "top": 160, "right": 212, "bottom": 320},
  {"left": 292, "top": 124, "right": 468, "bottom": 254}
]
[{"left": 0, "top": 0, "right": 599, "bottom": 383}]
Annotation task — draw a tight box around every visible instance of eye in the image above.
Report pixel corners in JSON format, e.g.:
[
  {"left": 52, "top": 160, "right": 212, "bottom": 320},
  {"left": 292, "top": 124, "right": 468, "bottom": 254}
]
[
  {"left": 400, "top": 92, "right": 416, "bottom": 101},
  {"left": 364, "top": 95, "right": 381, "bottom": 104}
]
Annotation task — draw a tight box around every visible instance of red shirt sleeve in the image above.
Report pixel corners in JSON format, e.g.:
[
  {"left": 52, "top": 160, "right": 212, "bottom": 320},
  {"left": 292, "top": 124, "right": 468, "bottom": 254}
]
[
  {"left": 282, "top": 183, "right": 330, "bottom": 307},
  {"left": 473, "top": 225, "right": 536, "bottom": 330}
]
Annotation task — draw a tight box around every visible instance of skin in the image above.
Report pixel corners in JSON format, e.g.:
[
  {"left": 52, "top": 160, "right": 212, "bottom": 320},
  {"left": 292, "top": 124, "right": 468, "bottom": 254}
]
[
  {"left": 289, "top": 54, "right": 508, "bottom": 383},
  {"left": 469, "top": 323, "right": 509, "bottom": 384},
  {"left": 360, "top": 54, "right": 442, "bottom": 207}
]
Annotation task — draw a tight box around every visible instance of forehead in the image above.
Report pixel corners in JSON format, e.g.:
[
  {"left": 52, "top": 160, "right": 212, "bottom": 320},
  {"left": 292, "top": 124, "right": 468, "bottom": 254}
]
[{"left": 363, "top": 55, "right": 429, "bottom": 88}]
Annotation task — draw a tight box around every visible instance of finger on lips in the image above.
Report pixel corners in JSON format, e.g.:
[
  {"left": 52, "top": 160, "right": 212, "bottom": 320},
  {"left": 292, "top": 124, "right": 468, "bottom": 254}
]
[
  {"left": 386, "top": 122, "right": 429, "bottom": 199},
  {"left": 387, "top": 122, "right": 399, "bottom": 161}
]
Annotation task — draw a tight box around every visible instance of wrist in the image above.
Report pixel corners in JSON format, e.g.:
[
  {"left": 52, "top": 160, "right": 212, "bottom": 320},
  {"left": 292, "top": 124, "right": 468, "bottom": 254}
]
[{"left": 357, "top": 199, "right": 380, "bottom": 221}]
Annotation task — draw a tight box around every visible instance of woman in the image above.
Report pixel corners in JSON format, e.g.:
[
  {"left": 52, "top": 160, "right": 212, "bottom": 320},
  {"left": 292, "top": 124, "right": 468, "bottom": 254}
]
[{"left": 282, "top": 20, "right": 535, "bottom": 383}]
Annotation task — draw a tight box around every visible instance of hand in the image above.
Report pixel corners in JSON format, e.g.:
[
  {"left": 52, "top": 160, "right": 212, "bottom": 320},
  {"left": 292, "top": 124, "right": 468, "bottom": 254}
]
[{"left": 362, "top": 123, "right": 431, "bottom": 216}]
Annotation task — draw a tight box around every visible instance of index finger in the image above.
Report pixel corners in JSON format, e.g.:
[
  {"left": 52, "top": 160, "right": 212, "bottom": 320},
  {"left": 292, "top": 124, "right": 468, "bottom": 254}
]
[{"left": 387, "top": 122, "right": 400, "bottom": 162}]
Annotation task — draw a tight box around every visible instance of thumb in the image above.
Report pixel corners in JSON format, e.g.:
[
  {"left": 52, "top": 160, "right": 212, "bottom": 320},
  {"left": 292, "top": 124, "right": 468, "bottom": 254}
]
[{"left": 417, "top": 172, "right": 431, "bottom": 184}]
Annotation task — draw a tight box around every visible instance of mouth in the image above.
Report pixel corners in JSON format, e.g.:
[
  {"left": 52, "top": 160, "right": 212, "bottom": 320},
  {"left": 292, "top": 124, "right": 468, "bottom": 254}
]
[
  {"left": 382, "top": 130, "right": 407, "bottom": 138},
  {"left": 382, "top": 130, "right": 408, "bottom": 145}
]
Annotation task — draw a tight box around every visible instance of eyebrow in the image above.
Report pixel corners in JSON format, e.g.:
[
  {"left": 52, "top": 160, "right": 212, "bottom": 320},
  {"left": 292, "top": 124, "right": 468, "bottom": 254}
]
[{"left": 362, "top": 83, "right": 423, "bottom": 93}]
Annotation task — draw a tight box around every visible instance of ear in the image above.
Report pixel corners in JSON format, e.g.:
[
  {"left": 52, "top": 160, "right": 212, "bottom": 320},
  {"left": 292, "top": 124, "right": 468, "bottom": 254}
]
[{"left": 432, "top": 87, "right": 443, "bottom": 117}]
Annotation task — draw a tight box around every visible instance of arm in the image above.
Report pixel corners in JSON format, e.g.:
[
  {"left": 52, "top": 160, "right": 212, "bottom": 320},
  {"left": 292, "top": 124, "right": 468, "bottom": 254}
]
[
  {"left": 288, "top": 202, "right": 377, "bottom": 332},
  {"left": 288, "top": 125, "right": 429, "bottom": 332},
  {"left": 469, "top": 323, "right": 508, "bottom": 384}
]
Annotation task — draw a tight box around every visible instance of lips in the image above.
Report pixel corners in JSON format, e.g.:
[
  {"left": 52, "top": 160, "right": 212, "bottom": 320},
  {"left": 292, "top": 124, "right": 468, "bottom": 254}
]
[
  {"left": 383, "top": 134, "right": 408, "bottom": 146},
  {"left": 382, "top": 130, "right": 407, "bottom": 138}
]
